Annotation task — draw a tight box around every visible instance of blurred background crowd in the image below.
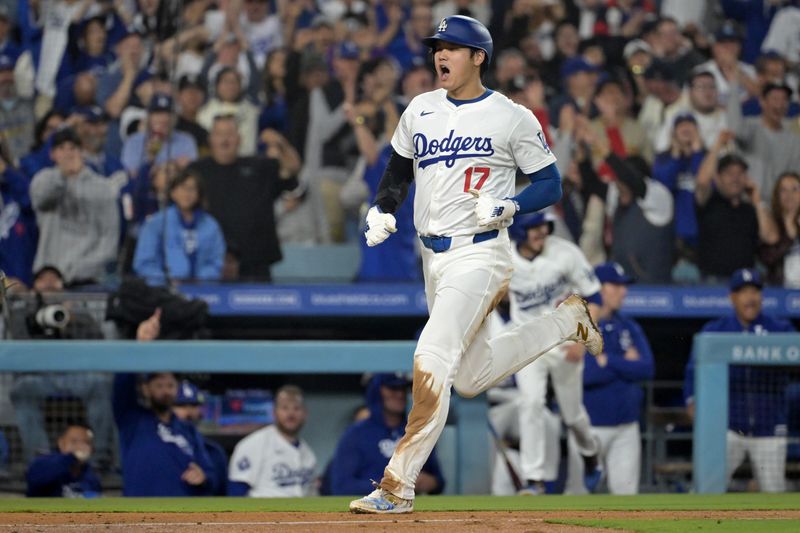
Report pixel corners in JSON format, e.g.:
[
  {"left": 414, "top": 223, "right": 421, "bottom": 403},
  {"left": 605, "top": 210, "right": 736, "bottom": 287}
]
[{"left": 0, "top": 0, "right": 799, "bottom": 290}]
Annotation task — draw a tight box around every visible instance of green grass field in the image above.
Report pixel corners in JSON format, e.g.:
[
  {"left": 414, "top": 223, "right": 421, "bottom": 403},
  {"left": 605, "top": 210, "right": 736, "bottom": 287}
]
[
  {"left": 0, "top": 493, "right": 797, "bottom": 532},
  {"left": 0, "top": 493, "right": 797, "bottom": 512}
]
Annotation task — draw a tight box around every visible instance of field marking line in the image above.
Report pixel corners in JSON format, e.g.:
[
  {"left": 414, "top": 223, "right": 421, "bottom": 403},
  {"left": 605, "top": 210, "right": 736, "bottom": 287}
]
[{"left": 0, "top": 517, "right": 534, "bottom": 528}]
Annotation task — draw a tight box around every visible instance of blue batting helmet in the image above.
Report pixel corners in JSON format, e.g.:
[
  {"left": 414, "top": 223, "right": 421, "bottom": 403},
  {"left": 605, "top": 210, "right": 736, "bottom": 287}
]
[
  {"left": 423, "top": 16, "right": 493, "bottom": 65},
  {"left": 509, "top": 211, "right": 556, "bottom": 242}
]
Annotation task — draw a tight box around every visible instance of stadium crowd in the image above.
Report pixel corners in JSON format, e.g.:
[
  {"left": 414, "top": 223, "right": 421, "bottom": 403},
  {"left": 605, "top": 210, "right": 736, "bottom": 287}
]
[
  {"left": 0, "top": 0, "right": 799, "bottom": 289},
  {"left": 0, "top": 0, "right": 799, "bottom": 498}
]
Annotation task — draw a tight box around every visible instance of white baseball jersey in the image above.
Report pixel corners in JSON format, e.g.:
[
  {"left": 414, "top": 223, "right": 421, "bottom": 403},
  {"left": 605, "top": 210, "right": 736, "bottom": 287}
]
[
  {"left": 508, "top": 235, "right": 601, "bottom": 323},
  {"left": 228, "top": 425, "right": 317, "bottom": 497},
  {"left": 391, "top": 89, "right": 556, "bottom": 237}
]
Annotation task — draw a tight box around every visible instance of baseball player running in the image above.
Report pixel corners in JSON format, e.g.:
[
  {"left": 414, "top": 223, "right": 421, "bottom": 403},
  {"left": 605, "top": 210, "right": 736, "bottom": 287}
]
[
  {"left": 350, "top": 15, "right": 602, "bottom": 514},
  {"left": 506, "top": 212, "right": 602, "bottom": 495}
]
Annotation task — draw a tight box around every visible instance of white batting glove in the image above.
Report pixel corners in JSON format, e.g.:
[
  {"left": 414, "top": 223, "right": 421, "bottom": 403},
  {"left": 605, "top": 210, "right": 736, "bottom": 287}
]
[
  {"left": 469, "top": 189, "right": 518, "bottom": 227},
  {"left": 365, "top": 206, "right": 397, "bottom": 247}
]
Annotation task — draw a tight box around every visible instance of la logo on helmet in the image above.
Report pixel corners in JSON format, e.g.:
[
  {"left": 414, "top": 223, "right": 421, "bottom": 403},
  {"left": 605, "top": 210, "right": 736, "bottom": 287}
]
[{"left": 438, "top": 18, "right": 447, "bottom": 32}]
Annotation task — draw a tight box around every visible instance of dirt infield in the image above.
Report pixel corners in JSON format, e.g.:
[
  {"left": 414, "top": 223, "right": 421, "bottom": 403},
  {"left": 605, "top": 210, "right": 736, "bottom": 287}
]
[{"left": 0, "top": 510, "right": 798, "bottom": 532}]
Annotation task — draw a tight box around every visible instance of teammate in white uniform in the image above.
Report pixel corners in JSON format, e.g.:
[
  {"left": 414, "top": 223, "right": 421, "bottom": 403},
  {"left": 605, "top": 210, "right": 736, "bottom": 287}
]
[
  {"left": 349, "top": 15, "right": 603, "bottom": 514},
  {"left": 228, "top": 385, "right": 317, "bottom": 497},
  {"left": 506, "top": 211, "right": 603, "bottom": 494}
]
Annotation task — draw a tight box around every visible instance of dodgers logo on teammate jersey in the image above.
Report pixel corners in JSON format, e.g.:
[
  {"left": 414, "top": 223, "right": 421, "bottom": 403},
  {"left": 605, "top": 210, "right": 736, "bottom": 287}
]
[
  {"left": 513, "top": 275, "right": 568, "bottom": 311},
  {"left": 413, "top": 130, "right": 495, "bottom": 169},
  {"left": 272, "top": 462, "right": 315, "bottom": 488}
]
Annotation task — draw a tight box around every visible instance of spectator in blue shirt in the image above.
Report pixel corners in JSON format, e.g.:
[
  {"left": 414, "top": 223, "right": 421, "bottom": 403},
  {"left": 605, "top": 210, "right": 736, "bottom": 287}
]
[
  {"left": 122, "top": 93, "right": 199, "bottom": 175},
  {"left": 568, "top": 262, "right": 655, "bottom": 495},
  {"left": 684, "top": 268, "right": 797, "bottom": 492},
  {"left": 328, "top": 373, "right": 444, "bottom": 496},
  {"left": 133, "top": 167, "right": 226, "bottom": 285},
  {"left": 26, "top": 422, "right": 101, "bottom": 498},
  {"left": 173, "top": 381, "right": 228, "bottom": 497},
  {"left": 0, "top": 156, "right": 38, "bottom": 288}
]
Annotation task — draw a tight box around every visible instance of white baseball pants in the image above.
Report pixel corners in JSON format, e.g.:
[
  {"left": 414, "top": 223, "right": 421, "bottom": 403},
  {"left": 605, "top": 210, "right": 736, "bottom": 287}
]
[
  {"left": 565, "top": 422, "right": 642, "bottom": 495},
  {"left": 380, "top": 232, "right": 581, "bottom": 499},
  {"left": 516, "top": 346, "right": 598, "bottom": 482},
  {"left": 727, "top": 431, "right": 786, "bottom": 492}
]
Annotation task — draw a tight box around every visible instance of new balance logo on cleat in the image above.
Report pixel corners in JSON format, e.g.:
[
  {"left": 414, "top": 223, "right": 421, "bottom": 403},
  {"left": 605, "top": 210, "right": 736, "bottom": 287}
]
[
  {"left": 576, "top": 322, "right": 589, "bottom": 342},
  {"left": 558, "top": 294, "right": 604, "bottom": 356}
]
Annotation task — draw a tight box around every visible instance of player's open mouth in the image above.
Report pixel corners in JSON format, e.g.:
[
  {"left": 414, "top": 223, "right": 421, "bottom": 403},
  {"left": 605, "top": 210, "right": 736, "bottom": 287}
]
[{"left": 439, "top": 65, "right": 450, "bottom": 81}]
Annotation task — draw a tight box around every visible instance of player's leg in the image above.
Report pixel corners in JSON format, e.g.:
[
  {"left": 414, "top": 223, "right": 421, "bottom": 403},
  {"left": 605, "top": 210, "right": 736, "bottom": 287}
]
[
  {"left": 453, "top": 297, "right": 602, "bottom": 398},
  {"left": 550, "top": 352, "right": 598, "bottom": 457},
  {"left": 605, "top": 422, "right": 641, "bottom": 495},
  {"left": 515, "top": 350, "right": 553, "bottom": 491},
  {"left": 726, "top": 430, "right": 747, "bottom": 487},
  {"left": 351, "top": 241, "right": 511, "bottom": 512},
  {"left": 550, "top": 352, "right": 601, "bottom": 491},
  {"left": 749, "top": 436, "right": 787, "bottom": 492}
]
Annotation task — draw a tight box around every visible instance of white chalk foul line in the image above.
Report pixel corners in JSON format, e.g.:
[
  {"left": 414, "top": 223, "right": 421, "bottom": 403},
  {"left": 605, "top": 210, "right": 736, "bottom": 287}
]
[{"left": 0, "top": 517, "right": 519, "bottom": 528}]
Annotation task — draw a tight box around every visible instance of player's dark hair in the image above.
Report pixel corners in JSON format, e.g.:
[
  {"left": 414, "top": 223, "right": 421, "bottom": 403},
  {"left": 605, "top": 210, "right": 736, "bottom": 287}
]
[{"left": 470, "top": 48, "right": 489, "bottom": 78}]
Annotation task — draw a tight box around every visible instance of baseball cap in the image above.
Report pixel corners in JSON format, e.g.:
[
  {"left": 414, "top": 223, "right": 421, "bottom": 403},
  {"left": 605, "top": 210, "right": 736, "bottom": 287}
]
[
  {"left": 623, "top": 39, "right": 652, "bottom": 60},
  {"left": 178, "top": 73, "right": 205, "bottom": 92},
  {"left": 594, "top": 262, "right": 635, "bottom": 285},
  {"left": 673, "top": 112, "right": 697, "bottom": 127},
  {"left": 148, "top": 93, "right": 173, "bottom": 113},
  {"left": 560, "top": 57, "right": 598, "bottom": 79},
  {"left": 0, "top": 54, "right": 14, "bottom": 71},
  {"left": 51, "top": 127, "right": 82, "bottom": 148},
  {"left": 373, "top": 372, "right": 411, "bottom": 389},
  {"left": 729, "top": 268, "right": 763, "bottom": 292},
  {"left": 175, "top": 381, "right": 206, "bottom": 406},
  {"left": 717, "top": 153, "right": 748, "bottom": 173},
  {"left": 76, "top": 105, "right": 109, "bottom": 123},
  {"left": 714, "top": 20, "right": 743, "bottom": 43}
]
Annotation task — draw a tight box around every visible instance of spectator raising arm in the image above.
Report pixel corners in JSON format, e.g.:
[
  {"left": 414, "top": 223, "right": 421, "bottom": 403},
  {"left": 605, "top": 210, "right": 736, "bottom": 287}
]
[
  {"left": 29, "top": 170, "right": 66, "bottom": 212},
  {"left": 695, "top": 130, "right": 735, "bottom": 206}
]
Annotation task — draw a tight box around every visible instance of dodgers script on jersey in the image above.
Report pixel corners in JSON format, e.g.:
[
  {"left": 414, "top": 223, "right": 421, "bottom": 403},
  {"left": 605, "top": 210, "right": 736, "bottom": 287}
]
[
  {"left": 391, "top": 89, "right": 556, "bottom": 237},
  {"left": 509, "top": 235, "right": 600, "bottom": 322},
  {"left": 228, "top": 425, "right": 317, "bottom": 497}
]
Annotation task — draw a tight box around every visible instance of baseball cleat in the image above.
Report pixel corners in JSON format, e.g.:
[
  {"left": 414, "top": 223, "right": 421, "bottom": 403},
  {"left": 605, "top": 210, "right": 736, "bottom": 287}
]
[
  {"left": 349, "top": 488, "right": 414, "bottom": 514},
  {"left": 582, "top": 452, "right": 603, "bottom": 493},
  {"left": 559, "top": 294, "right": 603, "bottom": 356},
  {"left": 517, "top": 480, "right": 546, "bottom": 496}
]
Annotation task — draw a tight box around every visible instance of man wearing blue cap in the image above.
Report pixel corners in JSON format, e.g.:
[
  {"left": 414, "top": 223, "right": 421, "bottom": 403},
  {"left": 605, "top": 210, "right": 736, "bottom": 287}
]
[
  {"left": 173, "top": 381, "right": 228, "bottom": 496},
  {"left": 684, "top": 268, "right": 796, "bottom": 492},
  {"left": 566, "top": 262, "right": 654, "bottom": 495},
  {"left": 121, "top": 93, "right": 198, "bottom": 175},
  {"left": 329, "top": 373, "right": 444, "bottom": 497}
]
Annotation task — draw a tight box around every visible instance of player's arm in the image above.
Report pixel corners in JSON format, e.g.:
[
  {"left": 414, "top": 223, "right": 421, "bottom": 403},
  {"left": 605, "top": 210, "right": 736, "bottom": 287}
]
[
  {"left": 364, "top": 150, "right": 415, "bottom": 247},
  {"left": 472, "top": 163, "right": 563, "bottom": 226},
  {"left": 605, "top": 321, "right": 655, "bottom": 382}
]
